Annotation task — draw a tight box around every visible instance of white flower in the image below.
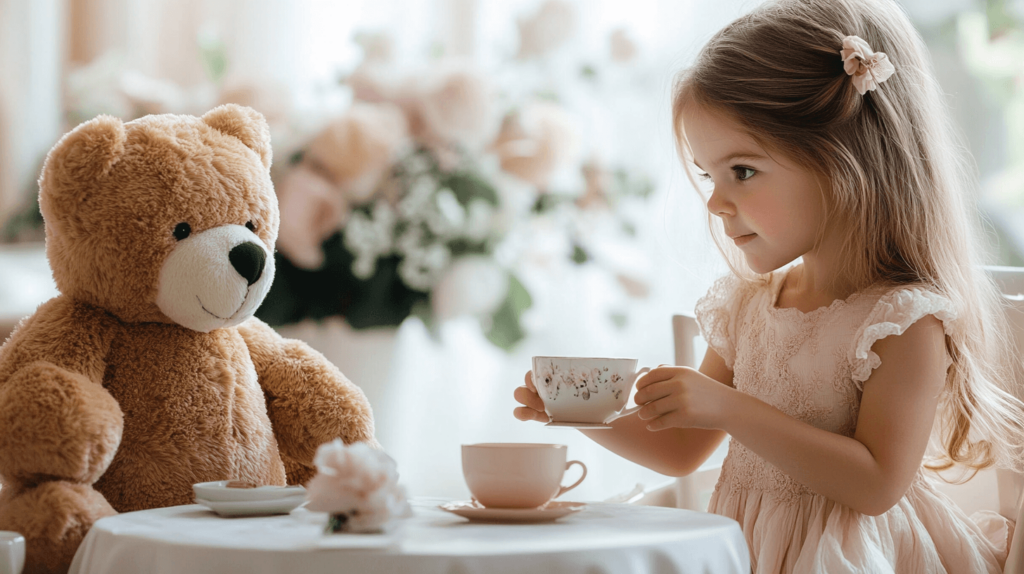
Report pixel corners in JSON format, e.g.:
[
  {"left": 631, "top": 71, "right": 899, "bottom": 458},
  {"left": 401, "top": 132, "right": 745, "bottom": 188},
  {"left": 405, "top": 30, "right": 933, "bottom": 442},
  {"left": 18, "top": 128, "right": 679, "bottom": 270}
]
[
  {"left": 398, "top": 243, "right": 451, "bottom": 291},
  {"left": 431, "top": 256, "right": 509, "bottom": 320},
  {"left": 425, "top": 188, "right": 465, "bottom": 237},
  {"left": 463, "top": 200, "right": 496, "bottom": 242},
  {"left": 398, "top": 175, "right": 437, "bottom": 221},
  {"left": 306, "top": 440, "right": 411, "bottom": 533},
  {"left": 343, "top": 200, "right": 396, "bottom": 276}
]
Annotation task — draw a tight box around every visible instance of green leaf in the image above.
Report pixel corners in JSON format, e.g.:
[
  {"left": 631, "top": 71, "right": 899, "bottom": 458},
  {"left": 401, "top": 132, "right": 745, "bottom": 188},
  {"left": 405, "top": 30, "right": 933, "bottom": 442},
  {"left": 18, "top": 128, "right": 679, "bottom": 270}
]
[
  {"left": 571, "top": 244, "right": 589, "bottom": 264},
  {"left": 484, "top": 273, "right": 533, "bottom": 351},
  {"left": 443, "top": 172, "right": 499, "bottom": 206}
]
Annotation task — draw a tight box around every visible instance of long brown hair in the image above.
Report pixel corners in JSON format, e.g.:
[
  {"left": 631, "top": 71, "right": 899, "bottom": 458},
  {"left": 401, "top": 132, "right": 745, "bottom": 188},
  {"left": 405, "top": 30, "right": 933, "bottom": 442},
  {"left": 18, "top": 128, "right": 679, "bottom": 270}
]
[{"left": 673, "top": 0, "right": 1024, "bottom": 478}]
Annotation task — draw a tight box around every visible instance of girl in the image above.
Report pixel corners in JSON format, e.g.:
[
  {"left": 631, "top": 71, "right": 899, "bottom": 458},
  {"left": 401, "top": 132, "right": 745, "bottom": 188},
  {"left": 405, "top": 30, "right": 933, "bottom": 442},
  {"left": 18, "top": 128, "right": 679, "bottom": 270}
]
[{"left": 513, "top": 0, "right": 1024, "bottom": 571}]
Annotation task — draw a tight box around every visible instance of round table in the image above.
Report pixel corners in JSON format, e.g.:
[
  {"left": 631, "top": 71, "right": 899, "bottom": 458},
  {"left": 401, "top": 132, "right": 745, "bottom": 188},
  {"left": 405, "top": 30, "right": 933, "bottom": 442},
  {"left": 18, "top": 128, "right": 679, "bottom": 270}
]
[{"left": 68, "top": 498, "right": 749, "bottom": 574}]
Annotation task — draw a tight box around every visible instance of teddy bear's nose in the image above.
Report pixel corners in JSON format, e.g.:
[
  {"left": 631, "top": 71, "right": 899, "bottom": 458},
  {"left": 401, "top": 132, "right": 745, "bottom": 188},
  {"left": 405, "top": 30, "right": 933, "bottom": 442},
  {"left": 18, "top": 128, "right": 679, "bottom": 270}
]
[{"left": 229, "top": 242, "right": 266, "bottom": 286}]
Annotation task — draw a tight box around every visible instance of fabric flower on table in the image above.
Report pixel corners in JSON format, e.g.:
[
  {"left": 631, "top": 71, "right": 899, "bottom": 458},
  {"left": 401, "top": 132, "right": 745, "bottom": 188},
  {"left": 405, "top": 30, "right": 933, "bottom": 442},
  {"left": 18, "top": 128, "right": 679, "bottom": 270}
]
[
  {"left": 305, "top": 440, "right": 412, "bottom": 533},
  {"left": 840, "top": 35, "right": 895, "bottom": 95}
]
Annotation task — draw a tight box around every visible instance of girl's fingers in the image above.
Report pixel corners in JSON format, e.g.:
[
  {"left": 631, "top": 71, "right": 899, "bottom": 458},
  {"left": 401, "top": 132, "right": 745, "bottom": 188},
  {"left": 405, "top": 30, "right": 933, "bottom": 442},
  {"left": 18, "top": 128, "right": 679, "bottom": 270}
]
[
  {"left": 633, "top": 379, "right": 674, "bottom": 405},
  {"left": 525, "top": 370, "right": 537, "bottom": 392},
  {"left": 514, "top": 406, "right": 550, "bottom": 422},
  {"left": 633, "top": 366, "right": 677, "bottom": 390},
  {"left": 513, "top": 385, "right": 546, "bottom": 411},
  {"left": 638, "top": 397, "right": 675, "bottom": 421}
]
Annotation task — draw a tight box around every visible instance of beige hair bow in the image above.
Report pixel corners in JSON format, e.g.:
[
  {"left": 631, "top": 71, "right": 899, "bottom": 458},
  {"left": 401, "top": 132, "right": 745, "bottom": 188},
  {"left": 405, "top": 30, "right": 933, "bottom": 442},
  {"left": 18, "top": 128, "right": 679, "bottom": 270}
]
[{"left": 840, "top": 35, "right": 895, "bottom": 95}]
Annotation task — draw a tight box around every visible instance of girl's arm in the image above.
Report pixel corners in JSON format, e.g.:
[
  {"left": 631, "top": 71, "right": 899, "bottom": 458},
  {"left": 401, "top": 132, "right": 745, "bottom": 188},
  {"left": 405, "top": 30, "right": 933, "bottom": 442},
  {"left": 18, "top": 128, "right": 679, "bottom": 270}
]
[
  {"left": 514, "top": 348, "right": 733, "bottom": 477},
  {"left": 636, "top": 314, "right": 946, "bottom": 516}
]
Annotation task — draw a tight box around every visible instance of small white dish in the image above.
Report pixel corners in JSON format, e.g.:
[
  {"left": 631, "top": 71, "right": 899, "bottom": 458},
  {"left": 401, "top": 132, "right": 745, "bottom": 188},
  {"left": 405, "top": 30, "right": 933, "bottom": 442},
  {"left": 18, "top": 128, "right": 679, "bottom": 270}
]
[
  {"left": 195, "top": 495, "right": 308, "bottom": 517},
  {"left": 438, "top": 500, "right": 585, "bottom": 523},
  {"left": 192, "top": 481, "right": 306, "bottom": 503},
  {"left": 544, "top": 421, "right": 613, "bottom": 429}
]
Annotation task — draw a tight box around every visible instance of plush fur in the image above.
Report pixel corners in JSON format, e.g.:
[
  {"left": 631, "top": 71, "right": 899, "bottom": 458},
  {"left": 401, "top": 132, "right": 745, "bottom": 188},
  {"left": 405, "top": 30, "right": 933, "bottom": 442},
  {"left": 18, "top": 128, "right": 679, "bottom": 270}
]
[{"left": 0, "top": 105, "right": 377, "bottom": 574}]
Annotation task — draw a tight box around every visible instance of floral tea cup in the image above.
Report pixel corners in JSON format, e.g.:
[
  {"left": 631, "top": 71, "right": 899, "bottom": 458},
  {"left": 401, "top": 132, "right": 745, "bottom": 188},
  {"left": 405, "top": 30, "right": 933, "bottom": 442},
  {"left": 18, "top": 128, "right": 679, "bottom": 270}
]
[{"left": 531, "top": 356, "right": 650, "bottom": 425}]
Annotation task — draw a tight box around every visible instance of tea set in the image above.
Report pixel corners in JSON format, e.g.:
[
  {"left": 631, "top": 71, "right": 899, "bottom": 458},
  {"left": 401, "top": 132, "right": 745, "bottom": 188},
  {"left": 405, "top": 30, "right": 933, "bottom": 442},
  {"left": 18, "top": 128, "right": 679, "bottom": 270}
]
[{"left": 190, "top": 356, "right": 650, "bottom": 524}]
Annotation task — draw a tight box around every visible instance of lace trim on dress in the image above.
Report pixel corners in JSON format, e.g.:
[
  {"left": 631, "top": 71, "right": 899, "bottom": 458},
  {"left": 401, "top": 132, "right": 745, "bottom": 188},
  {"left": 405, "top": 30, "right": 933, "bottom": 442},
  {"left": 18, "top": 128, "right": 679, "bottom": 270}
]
[
  {"left": 694, "top": 273, "right": 759, "bottom": 369},
  {"left": 849, "top": 287, "right": 957, "bottom": 388}
]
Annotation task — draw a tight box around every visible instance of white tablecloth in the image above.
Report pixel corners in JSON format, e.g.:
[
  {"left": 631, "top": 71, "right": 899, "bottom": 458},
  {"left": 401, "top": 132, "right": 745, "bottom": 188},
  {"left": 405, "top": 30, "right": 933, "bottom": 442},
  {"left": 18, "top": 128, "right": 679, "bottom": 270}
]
[{"left": 69, "top": 498, "right": 749, "bottom": 574}]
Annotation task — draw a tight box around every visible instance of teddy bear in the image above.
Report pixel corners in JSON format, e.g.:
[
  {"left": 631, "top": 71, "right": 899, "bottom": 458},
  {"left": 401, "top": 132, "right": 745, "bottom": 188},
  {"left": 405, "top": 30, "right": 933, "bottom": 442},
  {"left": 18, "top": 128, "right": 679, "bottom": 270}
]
[{"left": 0, "top": 104, "right": 378, "bottom": 574}]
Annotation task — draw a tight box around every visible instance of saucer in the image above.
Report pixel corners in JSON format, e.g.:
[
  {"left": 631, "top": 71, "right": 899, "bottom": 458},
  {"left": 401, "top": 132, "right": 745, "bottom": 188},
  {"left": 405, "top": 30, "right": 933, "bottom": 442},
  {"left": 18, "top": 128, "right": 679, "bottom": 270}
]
[
  {"left": 545, "top": 421, "right": 612, "bottom": 429},
  {"left": 439, "top": 500, "right": 585, "bottom": 523},
  {"left": 195, "top": 495, "right": 308, "bottom": 517},
  {"left": 193, "top": 481, "right": 306, "bottom": 503}
]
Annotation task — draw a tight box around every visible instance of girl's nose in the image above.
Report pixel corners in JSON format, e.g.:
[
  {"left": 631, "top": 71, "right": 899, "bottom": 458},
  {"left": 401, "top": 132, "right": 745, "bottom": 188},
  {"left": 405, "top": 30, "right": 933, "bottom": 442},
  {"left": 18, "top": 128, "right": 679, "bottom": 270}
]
[{"left": 706, "top": 189, "right": 735, "bottom": 217}]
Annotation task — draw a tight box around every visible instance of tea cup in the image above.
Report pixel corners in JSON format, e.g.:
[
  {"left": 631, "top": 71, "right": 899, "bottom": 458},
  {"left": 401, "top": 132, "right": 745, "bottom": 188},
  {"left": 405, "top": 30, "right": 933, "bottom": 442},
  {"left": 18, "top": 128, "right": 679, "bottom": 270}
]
[
  {"left": 531, "top": 356, "right": 650, "bottom": 425},
  {"left": 461, "top": 443, "right": 587, "bottom": 509},
  {"left": 0, "top": 532, "right": 24, "bottom": 574}
]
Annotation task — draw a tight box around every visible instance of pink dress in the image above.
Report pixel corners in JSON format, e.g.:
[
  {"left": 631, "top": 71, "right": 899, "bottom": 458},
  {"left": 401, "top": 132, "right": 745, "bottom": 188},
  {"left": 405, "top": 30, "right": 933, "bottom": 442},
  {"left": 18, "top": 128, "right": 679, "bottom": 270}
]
[{"left": 694, "top": 270, "right": 1013, "bottom": 574}]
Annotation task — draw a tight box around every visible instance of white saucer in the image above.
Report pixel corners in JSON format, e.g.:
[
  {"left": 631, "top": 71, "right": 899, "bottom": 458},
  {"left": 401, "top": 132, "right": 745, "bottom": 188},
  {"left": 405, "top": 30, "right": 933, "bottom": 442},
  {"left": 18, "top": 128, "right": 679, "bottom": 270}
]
[
  {"left": 195, "top": 495, "right": 308, "bottom": 517},
  {"left": 193, "top": 481, "right": 306, "bottom": 503},
  {"left": 438, "top": 501, "right": 585, "bottom": 523},
  {"left": 545, "top": 421, "right": 613, "bottom": 429}
]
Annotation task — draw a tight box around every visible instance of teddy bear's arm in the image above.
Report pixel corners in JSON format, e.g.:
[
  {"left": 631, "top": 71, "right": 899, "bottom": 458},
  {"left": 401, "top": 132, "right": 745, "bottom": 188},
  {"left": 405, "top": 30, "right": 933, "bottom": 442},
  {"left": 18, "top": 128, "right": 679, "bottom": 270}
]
[
  {"left": 0, "top": 296, "right": 124, "bottom": 484},
  {"left": 237, "top": 317, "right": 378, "bottom": 480},
  {"left": 0, "top": 296, "right": 123, "bottom": 574}
]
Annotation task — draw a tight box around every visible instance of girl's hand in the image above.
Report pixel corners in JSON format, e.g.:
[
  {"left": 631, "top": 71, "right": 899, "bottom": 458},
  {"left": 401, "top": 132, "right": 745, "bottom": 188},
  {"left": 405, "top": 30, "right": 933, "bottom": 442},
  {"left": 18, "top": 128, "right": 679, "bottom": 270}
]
[
  {"left": 634, "top": 366, "right": 734, "bottom": 431},
  {"left": 513, "top": 371, "right": 551, "bottom": 423}
]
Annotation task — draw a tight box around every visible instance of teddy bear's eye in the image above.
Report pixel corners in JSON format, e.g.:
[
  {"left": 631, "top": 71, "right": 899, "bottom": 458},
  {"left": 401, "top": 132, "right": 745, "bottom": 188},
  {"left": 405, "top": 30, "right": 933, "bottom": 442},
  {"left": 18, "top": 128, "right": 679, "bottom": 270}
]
[
  {"left": 173, "top": 222, "right": 191, "bottom": 241},
  {"left": 245, "top": 221, "right": 256, "bottom": 233}
]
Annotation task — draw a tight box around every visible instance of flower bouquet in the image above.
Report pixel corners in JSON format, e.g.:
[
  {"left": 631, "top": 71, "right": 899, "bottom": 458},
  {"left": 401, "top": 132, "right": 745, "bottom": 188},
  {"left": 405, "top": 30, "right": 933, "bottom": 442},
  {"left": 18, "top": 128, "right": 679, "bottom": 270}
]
[{"left": 255, "top": 12, "right": 655, "bottom": 350}]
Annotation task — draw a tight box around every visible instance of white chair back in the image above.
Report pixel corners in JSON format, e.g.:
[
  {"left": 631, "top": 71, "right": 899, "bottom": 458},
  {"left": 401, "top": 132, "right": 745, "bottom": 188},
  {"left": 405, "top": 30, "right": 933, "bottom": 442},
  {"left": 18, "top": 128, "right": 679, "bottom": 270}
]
[{"left": 672, "top": 314, "right": 728, "bottom": 512}]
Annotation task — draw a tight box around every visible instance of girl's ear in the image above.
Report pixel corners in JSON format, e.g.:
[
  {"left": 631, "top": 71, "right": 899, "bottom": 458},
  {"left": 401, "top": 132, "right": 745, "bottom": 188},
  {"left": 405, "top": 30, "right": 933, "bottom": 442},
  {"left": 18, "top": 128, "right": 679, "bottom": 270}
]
[
  {"left": 202, "top": 103, "right": 273, "bottom": 170},
  {"left": 40, "top": 114, "right": 126, "bottom": 191}
]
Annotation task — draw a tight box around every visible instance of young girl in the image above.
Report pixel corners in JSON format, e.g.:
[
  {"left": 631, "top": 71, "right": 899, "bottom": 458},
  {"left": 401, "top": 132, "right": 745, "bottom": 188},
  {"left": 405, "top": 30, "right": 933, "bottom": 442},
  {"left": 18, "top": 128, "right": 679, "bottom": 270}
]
[{"left": 513, "top": 0, "right": 1024, "bottom": 571}]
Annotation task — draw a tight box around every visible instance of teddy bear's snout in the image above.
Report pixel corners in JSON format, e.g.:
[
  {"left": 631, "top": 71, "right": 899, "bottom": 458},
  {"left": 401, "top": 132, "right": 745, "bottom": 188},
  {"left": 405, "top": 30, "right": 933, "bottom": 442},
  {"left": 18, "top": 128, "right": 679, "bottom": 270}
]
[{"left": 229, "top": 242, "right": 267, "bottom": 286}]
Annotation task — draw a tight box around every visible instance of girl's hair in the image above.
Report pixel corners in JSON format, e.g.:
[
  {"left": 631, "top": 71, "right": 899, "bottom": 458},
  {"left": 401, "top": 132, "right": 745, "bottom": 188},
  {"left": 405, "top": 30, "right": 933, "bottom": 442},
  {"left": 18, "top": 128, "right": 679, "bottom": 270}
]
[{"left": 673, "top": 0, "right": 1024, "bottom": 478}]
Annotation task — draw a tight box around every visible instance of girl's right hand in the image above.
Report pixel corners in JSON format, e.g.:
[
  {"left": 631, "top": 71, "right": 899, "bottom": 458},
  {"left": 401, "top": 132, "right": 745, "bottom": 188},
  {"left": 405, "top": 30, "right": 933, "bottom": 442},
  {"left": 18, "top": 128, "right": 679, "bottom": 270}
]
[{"left": 513, "top": 371, "right": 551, "bottom": 422}]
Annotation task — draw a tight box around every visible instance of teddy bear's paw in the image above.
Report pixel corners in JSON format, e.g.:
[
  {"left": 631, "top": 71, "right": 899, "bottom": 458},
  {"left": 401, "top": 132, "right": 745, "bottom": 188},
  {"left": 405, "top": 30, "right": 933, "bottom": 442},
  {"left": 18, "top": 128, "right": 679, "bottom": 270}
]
[
  {"left": 0, "top": 362, "right": 123, "bottom": 484},
  {"left": 0, "top": 481, "right": 116, "bottom": 574}
]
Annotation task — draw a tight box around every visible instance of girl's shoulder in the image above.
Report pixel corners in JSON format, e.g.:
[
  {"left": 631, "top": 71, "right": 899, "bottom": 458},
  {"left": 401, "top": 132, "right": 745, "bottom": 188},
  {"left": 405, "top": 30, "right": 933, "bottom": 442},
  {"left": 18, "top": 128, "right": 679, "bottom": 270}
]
[{"left": 848, "top": 282, "right": 958, "bottom": 386}]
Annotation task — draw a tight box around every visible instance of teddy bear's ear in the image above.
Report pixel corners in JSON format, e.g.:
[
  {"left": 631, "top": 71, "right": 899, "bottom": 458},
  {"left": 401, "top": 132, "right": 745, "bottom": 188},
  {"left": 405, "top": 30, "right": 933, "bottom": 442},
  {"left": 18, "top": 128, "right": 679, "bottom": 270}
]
[
  {"left": 201, "top": 104, "right": 273, "bottom": 169},
  {"left": 41, "top": 115, "right": 126, "bottom": 187}
]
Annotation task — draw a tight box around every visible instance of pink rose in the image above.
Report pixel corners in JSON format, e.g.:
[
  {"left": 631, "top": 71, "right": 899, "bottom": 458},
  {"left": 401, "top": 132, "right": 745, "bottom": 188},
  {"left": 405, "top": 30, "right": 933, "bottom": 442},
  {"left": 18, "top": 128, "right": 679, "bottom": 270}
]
[
  {"left": 492, "top": 101, "right": 578, "bottom": 189},
  {"left": 303, "top": 102, "right": 409, "bottom": 204}
]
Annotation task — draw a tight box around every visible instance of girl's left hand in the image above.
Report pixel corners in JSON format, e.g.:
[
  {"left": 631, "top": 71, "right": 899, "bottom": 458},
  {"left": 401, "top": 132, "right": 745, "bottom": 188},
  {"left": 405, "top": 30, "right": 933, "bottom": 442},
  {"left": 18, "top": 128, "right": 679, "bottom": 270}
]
[{"left": 633, "top": 366, "right": 735, "bottom": 431}]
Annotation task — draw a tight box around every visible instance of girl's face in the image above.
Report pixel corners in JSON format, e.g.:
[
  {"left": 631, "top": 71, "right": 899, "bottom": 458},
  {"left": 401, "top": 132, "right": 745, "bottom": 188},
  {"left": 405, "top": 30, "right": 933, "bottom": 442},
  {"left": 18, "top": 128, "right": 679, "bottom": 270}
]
[{"left": 681, "top": 104, "right": 829, "bottom": 274}]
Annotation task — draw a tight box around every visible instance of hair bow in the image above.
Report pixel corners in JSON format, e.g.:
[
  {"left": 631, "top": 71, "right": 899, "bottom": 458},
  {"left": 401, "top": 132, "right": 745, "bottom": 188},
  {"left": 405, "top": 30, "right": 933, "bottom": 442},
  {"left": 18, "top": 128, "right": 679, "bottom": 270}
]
[{"left": 840, "top": 35, "right": 895, "bottom": 95}]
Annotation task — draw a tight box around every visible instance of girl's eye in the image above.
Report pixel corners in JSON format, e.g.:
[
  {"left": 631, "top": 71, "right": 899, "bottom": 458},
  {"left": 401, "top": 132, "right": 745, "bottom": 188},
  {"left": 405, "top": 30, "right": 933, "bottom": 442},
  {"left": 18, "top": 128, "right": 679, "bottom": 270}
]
[
  {"left": 245, "top": 221, "right": 257, "bottom": 232},
  {"left": 696, "top": 171, "right": 712, "bottom": 182},
  {"left": 733, "top": 166, "right": 756, "bottom": 181}
]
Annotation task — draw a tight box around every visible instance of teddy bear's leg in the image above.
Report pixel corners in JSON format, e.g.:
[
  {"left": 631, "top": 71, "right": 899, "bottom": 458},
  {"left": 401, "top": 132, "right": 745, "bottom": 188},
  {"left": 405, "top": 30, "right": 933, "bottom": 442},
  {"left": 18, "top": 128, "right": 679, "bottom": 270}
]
[
  {"left": 0, "top": 481, "right": 116, "bottom": 574},
  {"left": 0, "top": 361, "right": 123, "bottom": 574}
]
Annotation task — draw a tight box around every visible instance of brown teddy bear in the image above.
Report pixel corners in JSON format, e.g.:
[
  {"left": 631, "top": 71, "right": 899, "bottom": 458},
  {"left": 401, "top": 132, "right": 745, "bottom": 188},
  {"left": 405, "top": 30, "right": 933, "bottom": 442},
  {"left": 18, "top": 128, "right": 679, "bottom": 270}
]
[{"left": 0, "top": 104, "right": 377, "bottom": 574}]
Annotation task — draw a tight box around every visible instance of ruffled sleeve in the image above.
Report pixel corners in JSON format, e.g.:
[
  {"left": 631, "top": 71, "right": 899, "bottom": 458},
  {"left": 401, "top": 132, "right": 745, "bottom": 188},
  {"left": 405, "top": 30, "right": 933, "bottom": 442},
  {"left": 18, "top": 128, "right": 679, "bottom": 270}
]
[
  {"left": 849, "top": 287, "right": 957, "bottom": 389},
  {"left": 694, "top": 273, "right": 750, "bottom": 369}
]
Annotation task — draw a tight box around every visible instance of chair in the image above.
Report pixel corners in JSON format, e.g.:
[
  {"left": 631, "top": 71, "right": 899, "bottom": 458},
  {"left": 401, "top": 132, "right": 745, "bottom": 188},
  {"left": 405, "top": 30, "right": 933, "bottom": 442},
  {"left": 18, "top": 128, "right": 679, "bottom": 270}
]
[{"left": 630, "top": 314, "right": 729, "bottom": 511}]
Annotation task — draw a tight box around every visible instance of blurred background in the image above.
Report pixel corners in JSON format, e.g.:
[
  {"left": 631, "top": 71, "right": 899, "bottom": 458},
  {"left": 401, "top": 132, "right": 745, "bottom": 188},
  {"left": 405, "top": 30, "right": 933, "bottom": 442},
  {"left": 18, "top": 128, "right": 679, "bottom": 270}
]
[{"left": 0, "top": 0, "right": 1022, "bottom": 503}]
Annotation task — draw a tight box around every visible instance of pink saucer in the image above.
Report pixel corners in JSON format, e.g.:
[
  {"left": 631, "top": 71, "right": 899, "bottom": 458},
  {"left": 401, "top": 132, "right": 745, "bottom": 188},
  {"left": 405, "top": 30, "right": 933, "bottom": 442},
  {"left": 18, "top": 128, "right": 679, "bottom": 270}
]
[{"left": 438, "top": 500, "right": 585, "bottom": 523}]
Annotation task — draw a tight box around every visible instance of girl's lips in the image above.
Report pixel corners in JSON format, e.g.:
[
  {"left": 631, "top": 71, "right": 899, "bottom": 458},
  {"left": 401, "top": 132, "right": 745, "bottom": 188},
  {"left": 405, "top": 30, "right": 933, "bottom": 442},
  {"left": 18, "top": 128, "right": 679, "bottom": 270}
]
[{"left": 733, "top": 233, "right": 756, "bottom": 246}]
